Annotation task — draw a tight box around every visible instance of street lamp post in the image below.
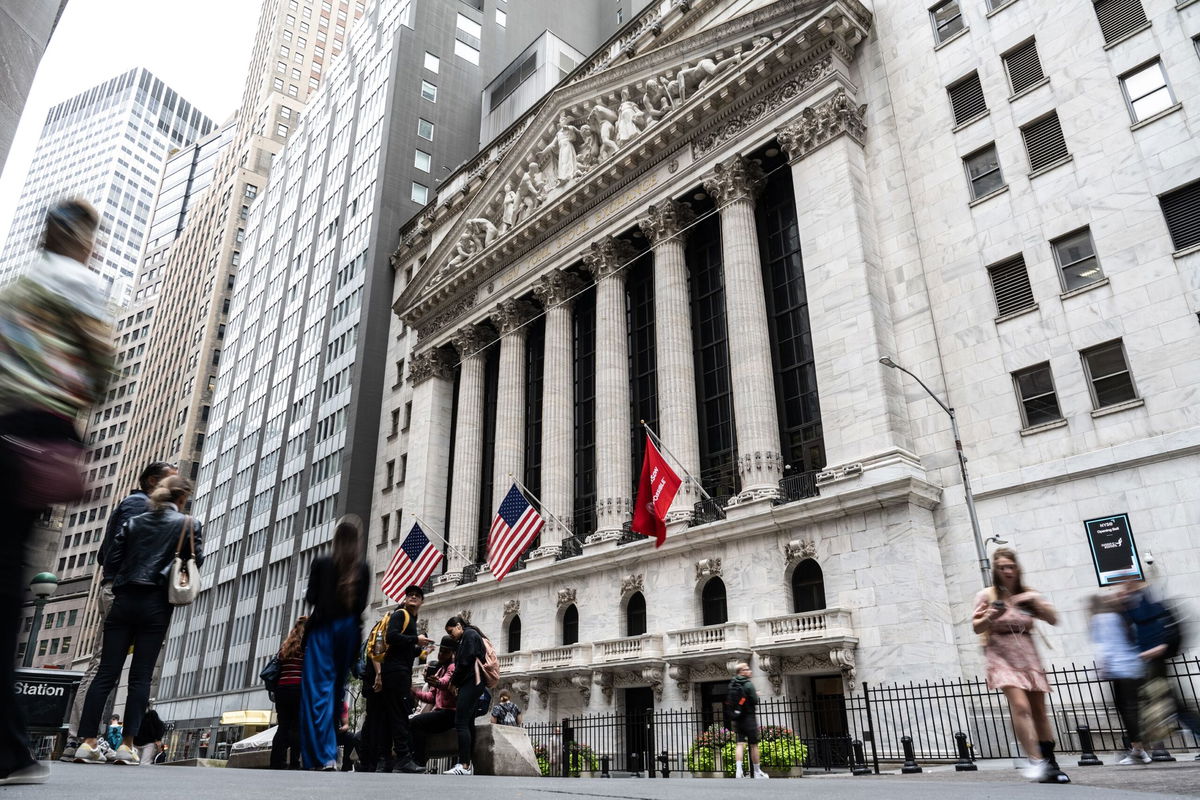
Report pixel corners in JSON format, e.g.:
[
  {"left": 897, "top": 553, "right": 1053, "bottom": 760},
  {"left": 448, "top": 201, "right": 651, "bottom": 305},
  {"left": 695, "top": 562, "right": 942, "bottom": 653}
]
[
  {"left": 879, "top": 357, "right": 991, "bottom": 588},
  {"left": 22, "top": 572, "right": 59, "bottom": 668}
]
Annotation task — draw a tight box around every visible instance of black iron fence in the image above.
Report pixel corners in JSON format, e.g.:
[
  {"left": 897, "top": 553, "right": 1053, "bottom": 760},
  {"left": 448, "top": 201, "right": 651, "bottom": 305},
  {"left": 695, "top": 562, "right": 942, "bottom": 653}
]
[{"left": 527, "top": 654, "right": 1199, "bottom": 777}]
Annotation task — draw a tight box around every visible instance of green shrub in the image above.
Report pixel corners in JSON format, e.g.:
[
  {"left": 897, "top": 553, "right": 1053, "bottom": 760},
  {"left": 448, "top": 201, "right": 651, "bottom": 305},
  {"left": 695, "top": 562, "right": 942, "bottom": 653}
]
[
  {"left": 533, "top": 744, "right": 551, "bottom": 777},
  {"left": 567, "top": 741, "right": 598, "bottom": 776},
  {"left": 687, "top": 723, "right": 808, "bottom": 775}
]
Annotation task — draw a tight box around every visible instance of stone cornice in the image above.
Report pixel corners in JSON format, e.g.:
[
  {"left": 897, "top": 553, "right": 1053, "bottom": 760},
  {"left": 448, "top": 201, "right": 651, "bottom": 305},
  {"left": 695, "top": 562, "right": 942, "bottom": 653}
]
[{"left": 775, "top": 86, "right": 867, "bottom": 161}]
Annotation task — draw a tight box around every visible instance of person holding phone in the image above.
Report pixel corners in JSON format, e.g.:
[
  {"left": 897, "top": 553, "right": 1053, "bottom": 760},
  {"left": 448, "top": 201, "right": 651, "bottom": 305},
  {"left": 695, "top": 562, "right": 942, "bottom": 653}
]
[{"left": 972, "top": 547, "right": 1063, "bottom": 783}]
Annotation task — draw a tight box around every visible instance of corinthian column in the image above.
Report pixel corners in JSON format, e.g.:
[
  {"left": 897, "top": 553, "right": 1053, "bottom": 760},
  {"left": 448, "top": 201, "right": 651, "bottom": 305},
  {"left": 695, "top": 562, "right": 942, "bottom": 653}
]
[
  {"left": 531, "top": 270, "right": 583, "bottom": 557},
  {"left": 491, "top": 299, "right": 537, "bottom": 514},
  {"left": 637, "top": 200, "right": 701, "bottom": 521},
  {"left": 441, "top": 323, "right": 492, "bottom": 582},
  {"left": 702, "top": 155, "right": 783, "bottom": 503},
  {"left": 583, "top": 236, "right": 638, "bottom": 541}
]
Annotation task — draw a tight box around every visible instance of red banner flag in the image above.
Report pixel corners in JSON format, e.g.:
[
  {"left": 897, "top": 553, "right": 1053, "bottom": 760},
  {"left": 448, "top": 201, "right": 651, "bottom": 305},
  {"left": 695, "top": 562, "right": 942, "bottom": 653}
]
[{"left": 632, "top": 434, "right": 682, "bottom": 548}]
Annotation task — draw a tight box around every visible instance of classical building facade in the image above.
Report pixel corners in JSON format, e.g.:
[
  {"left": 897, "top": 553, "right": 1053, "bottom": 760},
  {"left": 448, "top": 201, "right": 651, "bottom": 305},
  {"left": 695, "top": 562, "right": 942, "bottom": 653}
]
[{"left": 378, "top": 0, "right": 1200, "bottom": 729}]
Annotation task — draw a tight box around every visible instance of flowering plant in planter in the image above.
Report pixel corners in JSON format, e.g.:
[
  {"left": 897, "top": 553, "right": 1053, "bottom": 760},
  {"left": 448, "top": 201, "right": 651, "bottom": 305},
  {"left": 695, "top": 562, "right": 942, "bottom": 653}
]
[
  {"left": 567, "top": 741, "right": 599, "bottom": 776},
  {"left": 685, "top": 724, "right": 735, "bottom": 772},
  {"left": 533, "top": 743, "right": 551, "bottom": 777},
  {"left": 688, "top": 723, "right": 808, "bottom": 775}
]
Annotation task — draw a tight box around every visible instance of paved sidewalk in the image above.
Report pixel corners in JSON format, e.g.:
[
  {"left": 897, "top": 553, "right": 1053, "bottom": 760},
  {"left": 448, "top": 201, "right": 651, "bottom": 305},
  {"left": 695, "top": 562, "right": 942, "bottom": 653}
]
[{"left": 2, "top": 760, "right": 1197, "bottom": 799}]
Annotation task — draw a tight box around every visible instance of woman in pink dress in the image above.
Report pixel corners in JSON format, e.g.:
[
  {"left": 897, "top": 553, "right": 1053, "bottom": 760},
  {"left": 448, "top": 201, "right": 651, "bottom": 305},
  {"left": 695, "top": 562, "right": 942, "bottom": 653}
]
[{"left": 972, "top": 548, "right": 1062, "bottom": 782}]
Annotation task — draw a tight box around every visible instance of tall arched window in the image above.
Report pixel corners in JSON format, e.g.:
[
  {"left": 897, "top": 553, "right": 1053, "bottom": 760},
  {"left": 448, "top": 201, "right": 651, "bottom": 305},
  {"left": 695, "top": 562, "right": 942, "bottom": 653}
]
[
  {"left": 626, "top": 591, "right": 647, "bottom": 636},
  {"left": 562, "top": 604, "right": 579, "bottom": 645},
  {"left": 507, "top": 614, "right": 522, "bottom": 653},
  {"left": 701, "top": 578, "right": 727, "bottom": 626},
  {"left": 791, "top": 559, "right": 826, "bottom": 613}
]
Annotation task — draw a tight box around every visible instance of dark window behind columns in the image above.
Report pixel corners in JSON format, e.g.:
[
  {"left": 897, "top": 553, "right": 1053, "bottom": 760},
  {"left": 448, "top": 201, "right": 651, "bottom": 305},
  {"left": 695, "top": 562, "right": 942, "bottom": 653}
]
[
  {"left": 757, "top": 161, "right": 825, "bottom": 476},
  {"left": 627, "top": 249, "right": 657, "bottom": 496},
  {"left": 475, "top": 345, "right": 500, "bottom": 562},
  {"left": 524, "top": 315, "right": 545, "bottom": 548},
  {"left": 572, "top": 283, "right": 597, "bottom": 540},
  {"left": 687, "top": 210, "right": 739, "bottom": 499},
  {"left": 441, "top": 364, "right": 460, "bottom": 577}
]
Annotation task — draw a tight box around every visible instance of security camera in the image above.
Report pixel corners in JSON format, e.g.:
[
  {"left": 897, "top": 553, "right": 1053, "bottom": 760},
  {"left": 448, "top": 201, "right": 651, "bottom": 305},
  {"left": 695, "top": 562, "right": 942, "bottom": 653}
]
[{"left": 1143, "top": 551, "right": 1154, "bottom": 566}]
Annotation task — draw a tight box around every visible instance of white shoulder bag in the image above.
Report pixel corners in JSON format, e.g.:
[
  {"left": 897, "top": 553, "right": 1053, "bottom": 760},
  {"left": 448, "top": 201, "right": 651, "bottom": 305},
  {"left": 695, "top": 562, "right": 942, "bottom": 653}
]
[{"left": 168, "top": 516, "right": 201, "bottom": 606}]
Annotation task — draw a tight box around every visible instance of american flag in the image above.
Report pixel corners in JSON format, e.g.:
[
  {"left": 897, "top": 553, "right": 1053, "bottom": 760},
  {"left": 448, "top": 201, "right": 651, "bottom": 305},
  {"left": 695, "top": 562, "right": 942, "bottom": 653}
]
[
  {"left": 381, "top": 523, "right": 443, "bottom": 602},
  {"left": 488, "top": 484, "right": 544, "bottom": 582}
]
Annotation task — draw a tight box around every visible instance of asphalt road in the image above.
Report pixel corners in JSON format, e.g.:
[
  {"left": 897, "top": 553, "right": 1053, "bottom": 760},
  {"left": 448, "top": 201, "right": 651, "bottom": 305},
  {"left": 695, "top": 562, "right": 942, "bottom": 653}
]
[{"left": 3, "top": 760, "right": 1198, "bottom": 798}]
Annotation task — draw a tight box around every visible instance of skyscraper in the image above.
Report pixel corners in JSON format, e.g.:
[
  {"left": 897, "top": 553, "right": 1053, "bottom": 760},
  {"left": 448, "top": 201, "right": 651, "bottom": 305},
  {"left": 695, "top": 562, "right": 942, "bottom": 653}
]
[
  {"left": 0, "top": 68, "right": 215, "bottom": 303},
  {"left": 152, "top": 0, "right": 643, "bottom": 746}
]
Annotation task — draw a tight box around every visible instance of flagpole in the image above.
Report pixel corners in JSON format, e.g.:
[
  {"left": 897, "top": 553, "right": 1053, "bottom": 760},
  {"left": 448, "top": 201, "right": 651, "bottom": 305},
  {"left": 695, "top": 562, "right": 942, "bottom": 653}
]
[
  {"left": 640, "top": 420, "right": 716, "bottom": 503},
  {"left": 409, "top": 511, "right": 473, "bottom": 567},
  {"left": 508, "top": 473, "right": 574, "bottom": 536}
]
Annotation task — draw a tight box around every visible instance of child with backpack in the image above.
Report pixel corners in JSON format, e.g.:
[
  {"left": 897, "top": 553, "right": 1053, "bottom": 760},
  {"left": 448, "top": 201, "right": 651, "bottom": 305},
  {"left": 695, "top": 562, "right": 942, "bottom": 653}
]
[{"left": 445, "top": 615, "right": 500, "bottom": 775}]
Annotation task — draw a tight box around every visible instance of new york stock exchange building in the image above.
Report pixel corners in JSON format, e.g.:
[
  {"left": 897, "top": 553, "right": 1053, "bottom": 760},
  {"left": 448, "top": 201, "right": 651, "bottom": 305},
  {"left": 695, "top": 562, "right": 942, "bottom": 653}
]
[{"left": 376, "top": 0, "right": 1200, "bottom": 747}]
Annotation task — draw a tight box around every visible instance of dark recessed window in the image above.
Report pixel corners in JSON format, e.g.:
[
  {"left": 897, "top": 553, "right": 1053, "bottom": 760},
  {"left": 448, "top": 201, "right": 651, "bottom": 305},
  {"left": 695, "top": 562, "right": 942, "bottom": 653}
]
[
  {"left": 1021, "top": 112, "right": 1069, "bottom": 172},
  {"left": 948, "top": 72, "right": 987, "bottom": 126},
  {"left": 1051, "top": 228, "right": 1104, "bottom": 291},
  {"left": 1013, "top": 363, "right": 1063, "bottom": 428},
  {"left": 1003, "top": 39, "right": 1044, "bottom": 94},
  {"left": 1160, "top": 180, "right": 1200, "bottom": 252},
  {"left": 791, "top": 560, "right": 827, "bottom": 614},
  {"left": 964, "top": 144, "right": 1005, "bottom": 200},
  {"left": 561, "top": 604, "right": 579, "bottom": 645},
  {"left": 930, "top": 0, "right": 965, "bottom": 44},
  {"left": 1081, "top": 340, "right": 1138, "bottom": 409},
  {"left": 701, "top": 578, "right": 728, "bottom": 626},
  {"left": 987, "top": 255, "right": 1035, "bottom": 317},
  {"left": 1093, "top": 0, "right": 1148, "bottom": 45},
  {"left": 626, "top": 592, "right": 647, "bottom": 637},
  {"left": 507, "top": 614, "right": 522, "bottom": 653}
]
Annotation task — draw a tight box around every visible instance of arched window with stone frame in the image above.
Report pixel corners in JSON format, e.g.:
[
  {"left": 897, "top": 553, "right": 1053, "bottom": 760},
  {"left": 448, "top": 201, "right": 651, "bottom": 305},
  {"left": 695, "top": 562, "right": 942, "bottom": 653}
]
[
  {"left": 700, "top": 577, "right": 727, "bottom": 626},
  {"left": 561, "top": 604, "right": 579, "bottom": 645},
  {"left": 625, "top": 591, "right": 647, "bottom": 636},
  {"left": 506, "top": 614, "right": 522, "bottom": 653},
  {"left": 790, "top": 559, "right": 826, "bottom": 614}
]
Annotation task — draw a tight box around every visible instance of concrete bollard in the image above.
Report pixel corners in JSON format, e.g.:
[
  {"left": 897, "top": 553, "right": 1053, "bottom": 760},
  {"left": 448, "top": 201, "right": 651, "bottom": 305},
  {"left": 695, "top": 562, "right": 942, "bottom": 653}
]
[
  {"left": 851, "top": 739, "right": 871, "bottom": 775},
  {"left": 1075, "top": 725, "right": 1103, "bottom": 766},
  {"left": 900, "top": 736, "right": 922, "bottom": 774},
  {"left": 954, "top": 732, "right": 978, "bottom": 772}
]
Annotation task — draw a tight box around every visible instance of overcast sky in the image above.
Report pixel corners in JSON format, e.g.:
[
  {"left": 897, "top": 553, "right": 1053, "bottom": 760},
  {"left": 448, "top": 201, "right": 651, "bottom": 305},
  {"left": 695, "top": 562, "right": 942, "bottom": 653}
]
[{"left": 0, "top": 0, "right": 262, "bottom": 234}]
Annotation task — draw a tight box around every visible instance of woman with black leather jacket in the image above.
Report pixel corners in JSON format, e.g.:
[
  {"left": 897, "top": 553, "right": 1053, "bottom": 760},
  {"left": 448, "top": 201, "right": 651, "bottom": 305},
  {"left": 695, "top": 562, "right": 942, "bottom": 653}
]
[
  {"left": 74, "top": 476, "right": 203, "bottom": 766},
  {"left": 445, "top": 615, "right": 487, "bottom": 775}
]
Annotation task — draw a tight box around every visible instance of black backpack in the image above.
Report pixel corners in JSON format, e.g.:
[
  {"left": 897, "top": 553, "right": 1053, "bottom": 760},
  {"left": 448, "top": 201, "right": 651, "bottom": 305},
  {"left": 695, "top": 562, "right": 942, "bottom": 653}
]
[
  {"left": 726, "top": 679, "right": 749, "bottom": 718},
  {"left": 260, "top": 655, "right": 282, "bottom": 699}
]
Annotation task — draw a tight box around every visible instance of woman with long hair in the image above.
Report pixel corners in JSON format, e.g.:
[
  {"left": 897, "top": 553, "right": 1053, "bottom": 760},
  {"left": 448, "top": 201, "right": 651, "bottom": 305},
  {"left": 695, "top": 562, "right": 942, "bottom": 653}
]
[
  {"left": 0, "top": 199, "right": 111, "bottom": 785},
  {"left": 75, "top": 476, "right": 203, "bottom": 765},
  {"left": 300, "top": 516, "right": 368, "bottom": 770},
  {"left": 445, "top": 616, "right": 488, "bottom": 775},
  {"left": 270, "top": 616, "right": 307, "bottom": 770},
  {"left": 972, "top": 547, "right": 1062, "bottom": 782}
]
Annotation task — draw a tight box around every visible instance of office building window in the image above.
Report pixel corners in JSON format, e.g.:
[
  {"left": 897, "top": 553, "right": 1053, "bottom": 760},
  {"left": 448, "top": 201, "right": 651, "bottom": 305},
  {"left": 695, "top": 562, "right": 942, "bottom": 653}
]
[
  {"left": 987, "top": 255, "right": 1035, "bottom": 316},
  {"left": 496, "top": 8, "right": 506, "bottom": 26},
  {"left": 417, "top": 118, "right": 434, "bottom": 140},
  {"left": 1082, "top": 340, "right": 1138, "bottom": 409},
  {"left": 411, "top": 182, "right": 428, "bottom": 204},
  {"left": 420, "top": 80, "right": 437, "bottom": 102},
  {"left": 1003, "top": 39, "right": 1045, "bottom": 94},
  {"left": 964, "top": 143, "right": 1004, "bottom": 200},
  {"left": 454, "top": 39, "right": 480, "bottom": 65},
  {"left": 1051, "top": 228, "right": 1104, "bottom": 291},
  {"left": 1020, "top": 112, "right": 1069, "bottom": 171},
  {"left": 930, "top": 0, "right": 965, "bottom": 44},
  {"left": 1013, "top": 363, "right": 1062, "bottom": 428},
  {"left": 1120, "top": 60, "right": 1175, "bottom": 123},
  {"left": 1159, "top": 179, "right": 1200, "bottom": 251},
  {"left": 424, "top": 52, "right": 439, "bottom": 73},
  {"left": 1093, "top": 0, "right": 1148, "bottom": 45},
  {"left": 414, "top": 149, "right": 431, "bottom": 172},
  {"left": 947, "top": 72, "right": 987, "bottom": 126}
]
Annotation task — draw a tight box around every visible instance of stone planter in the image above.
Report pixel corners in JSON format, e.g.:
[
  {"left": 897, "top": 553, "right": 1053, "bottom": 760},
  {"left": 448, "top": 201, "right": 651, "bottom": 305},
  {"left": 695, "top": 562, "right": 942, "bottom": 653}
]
[{"left": 763, "top": 765, "right": 804, "bottom": 778}]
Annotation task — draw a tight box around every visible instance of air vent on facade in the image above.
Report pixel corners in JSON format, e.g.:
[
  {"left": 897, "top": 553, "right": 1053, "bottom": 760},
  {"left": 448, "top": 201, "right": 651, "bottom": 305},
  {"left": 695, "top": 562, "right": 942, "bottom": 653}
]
[
  {"left": 1160, "top": 180, "right": 1200, "bottom": 252},
  {"left": 1003, "top": 40, "right": 1044, "bottom": 94},
  {"left": 988, "top": 255, "right": 1035, "bottom": 317},
  {"left": 1021, "top": 113, "right": 1069, "bottom": 172},
  {"left": 1093, "top": 0, "right": 1148, "bottom": 44},
  {"left": 948, "top": 73, "right": 987, "bottom": 125}
]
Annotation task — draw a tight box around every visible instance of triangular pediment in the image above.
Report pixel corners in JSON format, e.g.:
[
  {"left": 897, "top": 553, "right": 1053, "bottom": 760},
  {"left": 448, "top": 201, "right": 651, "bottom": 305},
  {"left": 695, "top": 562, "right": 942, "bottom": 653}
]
[{"left": 396, "top": 0, "right": 870, "bottom": 329}]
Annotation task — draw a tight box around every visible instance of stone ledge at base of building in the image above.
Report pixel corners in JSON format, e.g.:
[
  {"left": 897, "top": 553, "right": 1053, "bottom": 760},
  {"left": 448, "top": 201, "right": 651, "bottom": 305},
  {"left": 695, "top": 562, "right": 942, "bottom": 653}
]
[{"left": 423, "top": 723, "right": 540, "bottom": 776}]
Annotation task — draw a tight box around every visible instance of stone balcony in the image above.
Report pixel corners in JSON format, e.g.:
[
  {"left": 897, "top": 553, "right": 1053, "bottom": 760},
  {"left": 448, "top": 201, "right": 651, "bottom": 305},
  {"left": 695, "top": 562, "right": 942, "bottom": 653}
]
[
  {"left": 530, "top": 643, "right": 590, "bottom": 671},
  {"left": 592, "top": 633, "right": 665, "bottom": 666},
  {"left": 665, "top": 622, "right": 752, "bottom": 665},
  {"left": 754, "top": 608, "right": 855, "bottom": 648}
]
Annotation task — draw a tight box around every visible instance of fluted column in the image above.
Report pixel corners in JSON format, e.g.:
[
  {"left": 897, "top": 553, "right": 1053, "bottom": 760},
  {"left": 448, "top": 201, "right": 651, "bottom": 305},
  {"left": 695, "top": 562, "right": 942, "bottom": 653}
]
[
  {"left": 406, "top": 347, "right": 456, "bottom": 541},
  {"left": 583, "top": 237, "right": 638, "bottom": 541},
  {"left": 531, "top": 270, "right": 583, "bottom": 556},
  {"left": 638, "top": 200, "right": 702, "bottom": 521},
  {"left": 703, "top": 155, "right": 783, "bottom": 502},
  {"left": 441, "top": 324, "right": 492, "bottom": 581},
  {"left": 491, "top": 299, "right": 537, "bottom": 514}
]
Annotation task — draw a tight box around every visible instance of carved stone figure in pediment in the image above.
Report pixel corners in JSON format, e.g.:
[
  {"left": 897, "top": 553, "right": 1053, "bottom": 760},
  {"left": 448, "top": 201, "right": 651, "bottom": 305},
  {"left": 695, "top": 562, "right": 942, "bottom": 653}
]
[
  {"left": 542, "top": 112, "right": 583, "bottom": 184},
  {"left": 671, "top": 50, "right": 742, "bottom": 104},
  {"left": 467, "top": 217, "right": 499, "bottom": 248},
  {"left": 615, "top": 88, "right": 644, "bottom": 144},
  {"left": 516, "top": 161, "right": 546, "bottom": 223},
  {"left": 642, "top": 76, "right": 673, "bottom": 125},
  {"left": 576, "top": 124, "right": 600, "bottom": 172},
  {"left": 499, "top": 181, "right": 518, "bottom": 232},
  {"left": 587, "top": 103, "right": 619, "bottom": 160}
]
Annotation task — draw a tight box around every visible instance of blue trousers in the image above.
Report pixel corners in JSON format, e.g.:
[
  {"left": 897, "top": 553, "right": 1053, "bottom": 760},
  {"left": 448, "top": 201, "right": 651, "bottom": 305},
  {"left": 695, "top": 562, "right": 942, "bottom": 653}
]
[{"left": 300, "top": 616, "right": 359, "bottom": 769}]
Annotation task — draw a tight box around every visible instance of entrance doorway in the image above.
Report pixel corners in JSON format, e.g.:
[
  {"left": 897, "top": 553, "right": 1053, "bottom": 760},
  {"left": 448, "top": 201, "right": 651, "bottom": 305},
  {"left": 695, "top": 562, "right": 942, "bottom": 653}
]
[
  {"left": 809, "top": 674, "right": 850, "bottom": 769},
  {"left": 623, "top": 686, "right": 655, "bottom": 773}
]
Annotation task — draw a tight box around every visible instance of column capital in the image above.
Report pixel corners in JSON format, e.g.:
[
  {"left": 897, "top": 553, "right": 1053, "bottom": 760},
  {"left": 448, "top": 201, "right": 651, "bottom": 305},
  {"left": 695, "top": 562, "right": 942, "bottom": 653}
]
[
  {"left": 776, "top": 88, "right": 867, "bottom": 163},
  {"left": 493, "top": 298, "right": 538, "bottom": 335},
  {"left": 583, "top": 236, "right": 639, "bottom": 281},
  {"left": 533, "top": 269, "right": 585, "bottom": 308},
  {"left": 702, "top": 154, "right": 765, "bottom": 206},
  {"left": 451, "top": 323, "right": 493, "bottom": 358},
  {"left": 637, "top": 199, "right": 697, "bottom": 248},
  {"left": 409, "top": 347, "right": 456, "bottom": 385}
]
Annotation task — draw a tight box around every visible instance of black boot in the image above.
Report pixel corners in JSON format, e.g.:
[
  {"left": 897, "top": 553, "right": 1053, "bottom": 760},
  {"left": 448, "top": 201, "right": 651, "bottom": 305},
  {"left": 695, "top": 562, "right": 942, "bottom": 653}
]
[{"left": 1038, "top": 741, "right": 1070, "bottom": 784}]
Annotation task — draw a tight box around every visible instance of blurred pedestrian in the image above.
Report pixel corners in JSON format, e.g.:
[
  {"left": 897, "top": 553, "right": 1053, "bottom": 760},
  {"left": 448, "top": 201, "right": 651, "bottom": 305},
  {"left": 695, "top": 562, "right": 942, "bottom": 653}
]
[
  {"left": 63, "top": 460, "right": 177, "bottom": 761},
  {"left": 134, "top": 707, "right": 165, "bottom": 766},
  {"left": 1090, "top": 591, "right": 1149, "bottom": 764},
  {"left": 74, "top": 475, "right": 203, "bottom": 765},
  {"left": 300, "top": 516, "right": 368, "bottom": 770},
  {"left": 728, "top": 662, "right": 767, "bottom": 779},
  {"left": 270, "top": 616, "right": 307, "bottom": 770},
  {"left": 489, "top": 689, "right": 522, "bottom": 727},
  {"left": 445, "top": 616, "right": 487, "bottom": 775},
  {"left": 972, "top": 548, "right": 1065, "bottom": 782},
  {"left": 0, "top": 199, "right": 112, "bottom": 786},
  {"left": 411, "top": 636, "right": 458, "bottom": 768}
]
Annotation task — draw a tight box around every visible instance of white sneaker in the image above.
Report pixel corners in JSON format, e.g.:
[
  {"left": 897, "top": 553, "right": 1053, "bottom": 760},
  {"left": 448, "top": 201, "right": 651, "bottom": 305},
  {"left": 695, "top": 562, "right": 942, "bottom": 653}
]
[
  {"left": 0, "top": 762, "right": 50, "bottom": 786},
  {"left": 734, "top": 766, "right": 744, "bottom": 778},
  {"left": 444, "top": 763, "right": 473, "bottom": 775},
  {"left": 111, "top": 745, "right": 139, "bottom": 766},
  {"left": 1022, "top": 757, "right": 1048, "bottom": 781},
  {"left": 73, "top": 743, "right": 104, "bottom": 764},
  {"left": 1118, "top": 749, "right": 1150, "bottom": 765},
  {"left": 752, "top": 767, "right": 770, "bottom": 779}
]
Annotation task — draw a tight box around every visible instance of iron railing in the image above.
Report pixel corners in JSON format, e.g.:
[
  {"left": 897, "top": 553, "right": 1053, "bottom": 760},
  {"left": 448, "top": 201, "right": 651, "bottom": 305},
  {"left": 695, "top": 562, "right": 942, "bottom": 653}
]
[{"left": 778, "top": 471, "right": 820, "bottom": 503}]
